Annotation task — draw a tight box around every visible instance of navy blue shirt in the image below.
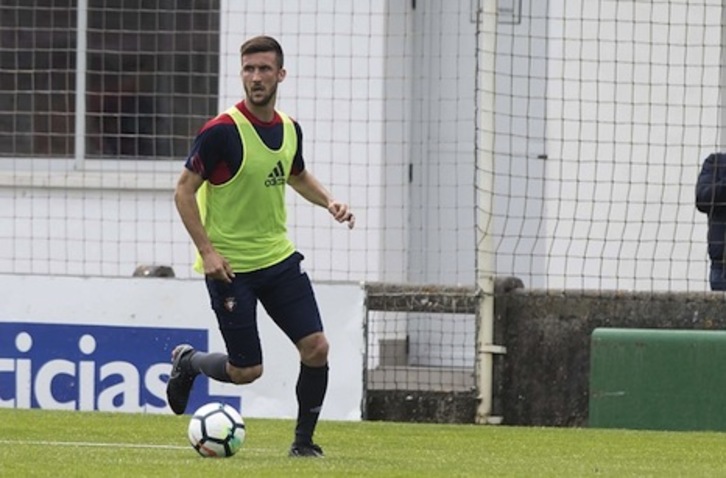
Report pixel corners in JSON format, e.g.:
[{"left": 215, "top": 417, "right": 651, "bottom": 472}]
[{"left": 184, "top": 100, "right": 305, "bottom": 185}]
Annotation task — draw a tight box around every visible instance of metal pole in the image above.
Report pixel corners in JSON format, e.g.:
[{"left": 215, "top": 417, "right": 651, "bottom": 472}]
[
  {"left": 74, "top": 0, "right": 88, "bottom": 170},
  {"left": 475, "top": 0, "right": 505, "bottom": 425}
]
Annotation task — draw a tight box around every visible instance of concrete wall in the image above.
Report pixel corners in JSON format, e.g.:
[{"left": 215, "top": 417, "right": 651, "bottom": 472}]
[
  {"left": 497, "top": 288, "right": 726, "bottom": 426},
  {"left": 364, "top": 282, "right": 726, "bottom": 426}
]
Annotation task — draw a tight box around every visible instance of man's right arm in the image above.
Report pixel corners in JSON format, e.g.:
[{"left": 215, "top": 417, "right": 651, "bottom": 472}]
[{"left": 174, "top": 168, "right": 235, "bottom": 282}]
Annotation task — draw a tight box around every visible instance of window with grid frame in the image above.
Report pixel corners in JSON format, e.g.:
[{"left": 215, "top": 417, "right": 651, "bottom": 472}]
[{"left": 0, "top": 0, "right": 220, "bottom": 160}]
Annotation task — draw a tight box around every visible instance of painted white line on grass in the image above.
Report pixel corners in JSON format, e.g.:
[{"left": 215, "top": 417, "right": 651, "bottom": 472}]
[
  {"left": 0, "top": 439, "right": 265, "bottom": 454},
  {"left": 0, "top": 439, "right": 189, "bottom": 450}
]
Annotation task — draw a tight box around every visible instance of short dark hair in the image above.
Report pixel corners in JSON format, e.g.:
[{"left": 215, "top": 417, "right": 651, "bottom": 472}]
[{"left": 240, "top": 35, "right": 284, "bottom": 68}]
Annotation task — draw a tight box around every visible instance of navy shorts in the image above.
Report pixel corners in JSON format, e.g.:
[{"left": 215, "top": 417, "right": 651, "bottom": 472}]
[{"left": 204, "top": 251, "right": 323, "bottom": 368}]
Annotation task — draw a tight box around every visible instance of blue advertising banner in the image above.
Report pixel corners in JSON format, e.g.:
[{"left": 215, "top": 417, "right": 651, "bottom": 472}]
[{"left": 0, "top": 322, "right": 240, "bottom": 414}]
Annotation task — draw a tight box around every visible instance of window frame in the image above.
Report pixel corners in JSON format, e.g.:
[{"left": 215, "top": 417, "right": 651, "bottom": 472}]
[{"left": 0, "top": 0, "right": 220, "bottom": 185}]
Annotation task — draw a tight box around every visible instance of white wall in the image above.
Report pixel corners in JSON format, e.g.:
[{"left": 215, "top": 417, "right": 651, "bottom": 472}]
[
  {"left": 493, "top": 0, "right": 549, "bottom": 288},
  {"left": 0, "top": 168, "right": 187, "bottom": 278},
  {"left": 408, "top": 0, "right": 478, "bottom": 286},
  {"left": 542, "top": 0, "right": 721, "bottom": 290}
]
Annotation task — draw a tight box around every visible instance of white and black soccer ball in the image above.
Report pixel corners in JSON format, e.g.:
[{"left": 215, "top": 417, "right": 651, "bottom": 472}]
[{"left": 187, "top": 402, "right": 246, "bottom": 458}]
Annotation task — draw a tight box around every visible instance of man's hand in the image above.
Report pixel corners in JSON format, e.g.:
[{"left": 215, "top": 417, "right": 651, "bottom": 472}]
[
  {"left": 202, "top": 249, "right": 235, "bottom": 283},
  {"left": 328, "top": 201, "right": 355, "bottom": 229},
  {"left": 287, "top": 169, "right": 355, "bottom": 229}
]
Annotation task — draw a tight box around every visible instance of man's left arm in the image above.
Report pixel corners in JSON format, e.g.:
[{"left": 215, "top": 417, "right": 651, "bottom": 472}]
[{"left": 288, "top": 169, "right": 355, "bottom": 228}]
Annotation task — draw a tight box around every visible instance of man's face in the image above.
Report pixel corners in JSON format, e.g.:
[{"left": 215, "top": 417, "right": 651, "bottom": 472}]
[{"left": 241, "top": 51, "right": 285, "bottom": 107}]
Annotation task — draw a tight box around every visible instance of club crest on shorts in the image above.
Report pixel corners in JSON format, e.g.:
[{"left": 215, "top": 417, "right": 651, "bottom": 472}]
[{"left": 224, "top": 297, "right": 236, "bottom": 312}]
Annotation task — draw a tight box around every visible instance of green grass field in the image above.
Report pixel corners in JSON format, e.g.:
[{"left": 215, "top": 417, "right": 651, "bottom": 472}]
[{"left": 1, "top": 408, "right": 724, "bottom": 477}]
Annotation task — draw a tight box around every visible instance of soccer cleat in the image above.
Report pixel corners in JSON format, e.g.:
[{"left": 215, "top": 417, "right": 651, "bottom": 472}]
[
  {"left": 288, "top": 442, "right": 325, "bottom": 458},
  {"left": 166, "top": 344, "right": 198, "bottom": 415}
]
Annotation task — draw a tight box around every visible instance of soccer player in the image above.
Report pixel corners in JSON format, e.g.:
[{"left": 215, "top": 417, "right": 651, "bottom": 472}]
[{"left": 167, "top": 35, "right": 355, "bottom": 458}]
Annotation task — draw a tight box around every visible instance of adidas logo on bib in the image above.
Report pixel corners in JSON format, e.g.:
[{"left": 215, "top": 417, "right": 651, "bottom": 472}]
[{"left": 264, "top": 160, "right": 286, "bottom": 187}]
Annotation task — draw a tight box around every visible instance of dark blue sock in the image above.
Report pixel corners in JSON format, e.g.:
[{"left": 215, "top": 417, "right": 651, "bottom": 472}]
[{"left": 294, "top": 362, "right": 329, "bottom": 445}]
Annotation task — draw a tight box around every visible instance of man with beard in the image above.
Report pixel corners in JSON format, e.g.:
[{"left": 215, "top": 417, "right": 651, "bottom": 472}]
[{"left": 167, "top": 35, "right": 355, "bottom": 458}]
